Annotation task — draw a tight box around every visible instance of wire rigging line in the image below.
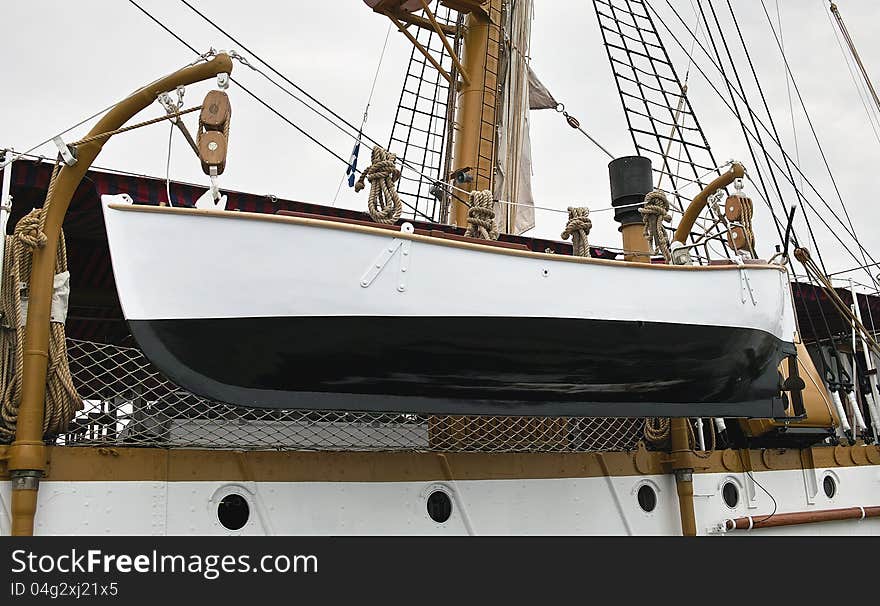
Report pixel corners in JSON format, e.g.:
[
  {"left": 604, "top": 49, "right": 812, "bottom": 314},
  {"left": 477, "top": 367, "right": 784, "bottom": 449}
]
[
  {"left": 776, "top": 0, "right": 803, "bottom": 192},
  {"left": 333, "top": 22, "right": 392, "bottom": 204},
  {"left": 126, "top": 0, "right": 439, "bottom": 222},
  {"left": 175, "top": 0, "right": 483, "bottom": 217},
  {"left": 757, "top": 0, "right": 877, "bottom": 288},
  {"left": 647, "top": 0, "right": 878, "bottom": 274},
  {"left": 0, "top": 100, "right": 126, "bottom": 171},
  {"left": 822, "top": 0, "right": 880, "bottom": 147},
  {"left": 717, "top": 0, "right": 808, "bottom": 252},
  {"left": 178, "top": 0, "right": 384, "bottom": 150},
  {"left": 693, "top": 0, "right": 786, "bottom": 247},
  {"left": 165, "top": 123, "right": 175, "bottom": 207}
]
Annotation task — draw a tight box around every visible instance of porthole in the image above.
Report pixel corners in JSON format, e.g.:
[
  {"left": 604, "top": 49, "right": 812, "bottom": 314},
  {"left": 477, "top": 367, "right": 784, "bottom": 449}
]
[
  {"left": 217, "top": 493, "right": 250, "bottom": 530},
  {"left": 722, "top": 481, "right": 739, "bottom": 508},
  {"left": 637, "top": 484, "right": 657, "bottom": 513},
  {"left": 427, "top": 490, "right": 452, "bottom": 523},
  {"left": 823, "top": 475, "right": 837, "bottom": 499}
]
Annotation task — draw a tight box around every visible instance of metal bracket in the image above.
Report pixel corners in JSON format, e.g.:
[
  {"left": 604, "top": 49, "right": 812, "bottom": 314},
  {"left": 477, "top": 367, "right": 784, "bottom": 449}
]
[
  {"left": 52, "top": 136, "right": 77, "bottom": 166},
  {"left": 360, "top": 223, "right": 414, "bottom": 290},
  {"left": 734, "top": 256, "right": 757, "bottom": 305},
  {"left": 670, "top": 241, "right": 691, "bottom": 265}
]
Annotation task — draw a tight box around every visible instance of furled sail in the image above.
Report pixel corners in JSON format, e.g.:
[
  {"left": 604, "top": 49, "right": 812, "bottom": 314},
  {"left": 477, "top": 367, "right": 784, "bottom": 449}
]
[
  {"left": 493, "top": 1, "right": 559, "bottom": 236},
  {"left": 493, "top": 0, "right": 536, "bottom": 235}
]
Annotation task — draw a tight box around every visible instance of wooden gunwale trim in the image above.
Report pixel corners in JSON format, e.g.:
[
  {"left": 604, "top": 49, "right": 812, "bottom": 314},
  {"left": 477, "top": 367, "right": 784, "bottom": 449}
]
[
  {"left": 107, "top": 204, "right": 786, "bottom": 273},
  {"left": 1, "top": 445, "right": 878, "bottom": 483}
]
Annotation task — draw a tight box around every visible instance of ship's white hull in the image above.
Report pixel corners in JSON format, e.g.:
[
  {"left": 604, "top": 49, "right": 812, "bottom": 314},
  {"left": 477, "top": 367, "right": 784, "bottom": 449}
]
[{"left": 3, "top": 456, "right": 877, "bottom": 536}]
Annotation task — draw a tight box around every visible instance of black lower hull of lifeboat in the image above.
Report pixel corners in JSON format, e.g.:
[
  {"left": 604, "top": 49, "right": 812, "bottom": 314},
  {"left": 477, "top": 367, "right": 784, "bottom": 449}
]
[{"left": 128, "top": 316, "right": 793, "bottom": 418}]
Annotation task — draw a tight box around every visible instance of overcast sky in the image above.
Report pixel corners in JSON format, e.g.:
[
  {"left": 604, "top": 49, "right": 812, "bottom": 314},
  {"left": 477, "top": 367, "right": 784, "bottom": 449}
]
[{"left": 3, "top": 0, "right": 880, "bottom": 288}]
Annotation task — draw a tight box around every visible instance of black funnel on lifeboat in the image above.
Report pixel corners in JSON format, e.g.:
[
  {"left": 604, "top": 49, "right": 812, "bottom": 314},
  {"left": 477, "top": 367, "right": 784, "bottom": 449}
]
[{"left": 608, "top": 156, "right": 652, "bottom": 228}]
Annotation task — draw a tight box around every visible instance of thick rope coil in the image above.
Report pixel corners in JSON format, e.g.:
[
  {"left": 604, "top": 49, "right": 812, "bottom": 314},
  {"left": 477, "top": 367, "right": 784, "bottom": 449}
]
[
  {"left": 0, "top": 201, "right": 82, "bottom": 443},
  {"left": 639, "top": 189, "right": 673, "bottom": 262},
  {"left": 354, "top": 146, "right": 402, "bottom": 225},
  {"left": 560, "top": 207, "right": 592, "bottom": 257},
  {"left": 643, "top": 417, "right": 670, "bottom": 446},
  {"left": 463, "top": 190, "right": 499, "bottom": 240}
]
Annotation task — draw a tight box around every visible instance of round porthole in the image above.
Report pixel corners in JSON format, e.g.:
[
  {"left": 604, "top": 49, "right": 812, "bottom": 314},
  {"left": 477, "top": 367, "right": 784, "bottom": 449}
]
[
  {"left": 427, "top": 490, "right": 452, "bottom": 523},
  {"left": 637, "top": 484, "right": 657, "bottom": 513},
  {"left": 823, "top": 475, "right": 837, "bottom": 499},
  {"left": 217, "top": 493, "right": 250, "bottom": 530},
  {"left": 722, "top": 481, "right": 739, "bottom": 508}
]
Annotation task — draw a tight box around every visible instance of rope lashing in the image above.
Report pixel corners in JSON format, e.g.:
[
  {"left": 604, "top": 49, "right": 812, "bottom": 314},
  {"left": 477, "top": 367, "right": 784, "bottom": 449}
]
[
  {"left": 354, "top": 146, "right": 403, "bottom": 224},
  {"left": 640, "top": 189, "right": 673, "bottom": 262},
  {"left": 464, "top": 190, "right": 499, "bottom": 240},
  {"left": 560, "top": 207, "right": 592, "bottom": 257},
  {"left": 0, "top": 203, "right": 82, "bottom": 443}
]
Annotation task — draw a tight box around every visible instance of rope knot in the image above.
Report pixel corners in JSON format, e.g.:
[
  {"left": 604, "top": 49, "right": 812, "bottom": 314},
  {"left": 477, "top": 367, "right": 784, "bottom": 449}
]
[
  {"left": 354, "top": 146, "right": 402, "bottom": 224},
  {"left": 13, "top": 209, "right": 47, "bottom": 250},
  {"left": 464, "top": 190, "right": 498, "bottom": 240},
  {"left": 639, "top": 189, "right": 672, "bottom": 262},
  {"left": 560, "top": 207, "right": 592, "bottom": 257}
]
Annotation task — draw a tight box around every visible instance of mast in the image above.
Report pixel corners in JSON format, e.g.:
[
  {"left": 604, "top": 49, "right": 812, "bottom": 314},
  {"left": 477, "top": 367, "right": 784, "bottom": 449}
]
[{"left": 450, "top": 0, "right": 502, "bottom": 228}]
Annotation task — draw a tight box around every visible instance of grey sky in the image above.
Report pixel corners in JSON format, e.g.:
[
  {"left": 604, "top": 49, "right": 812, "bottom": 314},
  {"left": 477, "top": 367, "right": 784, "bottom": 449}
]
[{"left": 3, "top": 1, "right": 879, "bottom": 288}]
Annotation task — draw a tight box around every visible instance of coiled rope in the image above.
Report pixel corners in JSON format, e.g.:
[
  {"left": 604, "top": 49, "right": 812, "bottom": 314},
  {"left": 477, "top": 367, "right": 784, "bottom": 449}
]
[
  {"left": 643, "top": 417, "right": 670, "bottom": 446},
  {"left": 354, "top": 146, "right": 402, "bottom": 224},
  {"left": 0, "top": 164, "right": 82, "bottom": 443},
  {"left": 464, "top": 190, "right": 498, "bottom": 240},
  {"left": 640, "top": 189, "right": 673, "bottom": 262},
  {"left": 560, "top": 207, "right": 592, "bottom": 257}
]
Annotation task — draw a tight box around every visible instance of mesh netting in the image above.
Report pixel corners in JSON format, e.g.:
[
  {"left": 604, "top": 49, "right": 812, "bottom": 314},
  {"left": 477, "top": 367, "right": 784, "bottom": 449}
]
[{"left": 58, "top": 339, "right": 645, "bottom": 452}]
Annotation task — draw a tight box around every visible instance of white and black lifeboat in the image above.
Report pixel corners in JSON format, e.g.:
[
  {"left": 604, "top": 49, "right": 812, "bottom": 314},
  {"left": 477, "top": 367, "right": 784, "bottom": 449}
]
[{"left": 98, "top": 162, "right": 797, "bottom": 419}]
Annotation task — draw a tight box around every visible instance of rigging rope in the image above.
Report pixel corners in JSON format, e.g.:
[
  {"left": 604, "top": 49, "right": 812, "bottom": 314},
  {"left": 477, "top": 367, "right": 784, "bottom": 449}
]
[
  {"left": 464, "top": 190, "right": 498, "bottom": 240},
  {"left": 560, "top": 207, "right": 593, "bottom": 258},
  {"left": 640, "top": 189, "right": 672, "bottom": 262},
  {"left": 650, "top": 0, "right": 879, "bottom": 275},
  {"left": 795, "top": 247, "right": 880, "bottom": 358},
  {"left": 0, "top": 166, "right": 81, "bottom": 441},
  {"left": 355, "top": 146, "right": 403, "bottom": 224}
]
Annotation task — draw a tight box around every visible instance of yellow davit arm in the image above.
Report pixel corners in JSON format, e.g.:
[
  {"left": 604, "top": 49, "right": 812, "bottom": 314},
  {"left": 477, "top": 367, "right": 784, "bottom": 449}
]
[
  {"left": 7, "top": 53, "right": 234, "bottom": 536},
  {"left": 672, "top": 162, "right": 745, "bottom": 247}
]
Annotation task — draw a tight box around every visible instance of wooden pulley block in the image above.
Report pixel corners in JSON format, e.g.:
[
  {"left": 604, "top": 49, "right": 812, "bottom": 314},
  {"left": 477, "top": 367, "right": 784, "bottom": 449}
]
[
  {"left": 724, "top": 194, "right": 752, "bottom": 221},
  {"left": 727, "top": 224, "right": 751, "bottom": 250},
  {"left": 200, "top": 90, "right": 231, "bottom": 131},
  {"left": 199, "top": 130, "right": 227, "bottom": 175},
  {"left": 198, "top": 90, "right": 231, "bottom": 176}
]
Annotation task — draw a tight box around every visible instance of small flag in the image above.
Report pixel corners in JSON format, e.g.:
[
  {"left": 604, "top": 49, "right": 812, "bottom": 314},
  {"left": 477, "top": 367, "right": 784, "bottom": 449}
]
[{"left": 346, "top": 140, "right": 361, "bottom": 188}]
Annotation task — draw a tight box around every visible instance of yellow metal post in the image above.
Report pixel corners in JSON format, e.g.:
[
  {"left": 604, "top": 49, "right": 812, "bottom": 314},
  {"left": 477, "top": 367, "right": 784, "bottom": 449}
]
[{"left": 451, "top": 1, "right": 501, "bottom": 228}]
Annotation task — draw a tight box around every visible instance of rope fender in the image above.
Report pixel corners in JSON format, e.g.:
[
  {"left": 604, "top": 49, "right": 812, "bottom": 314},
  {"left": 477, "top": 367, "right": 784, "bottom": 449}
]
[
  {"left": 640, "top": 189, "right": 672, "bottom": 262},
  {"left": 560, "top": 207, "right": 592, "bottom": 257},
  {"left": 355, "top": 146, "right": 402, "bottom": 225},
  {"left": 464, "top": 190, "right": 499, "bottom": 241}
]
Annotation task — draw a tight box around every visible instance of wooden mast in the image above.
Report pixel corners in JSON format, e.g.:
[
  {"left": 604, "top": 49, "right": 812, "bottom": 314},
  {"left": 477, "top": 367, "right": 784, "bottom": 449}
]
[{"left": 450, "top": 0, "right": 502, "bottom": 228}]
